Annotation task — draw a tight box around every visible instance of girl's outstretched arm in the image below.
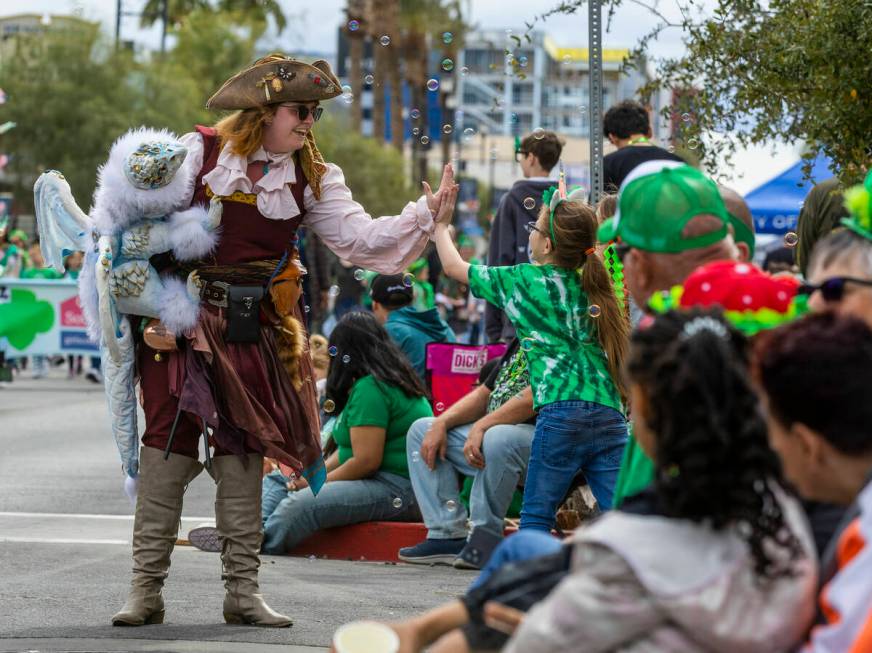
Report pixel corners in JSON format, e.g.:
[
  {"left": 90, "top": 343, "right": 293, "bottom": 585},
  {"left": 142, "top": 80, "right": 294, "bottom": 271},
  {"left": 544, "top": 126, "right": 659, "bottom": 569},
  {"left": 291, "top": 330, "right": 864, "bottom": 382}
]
[{"left": 433, "top": 220, "right": 469, "bottom": 284}]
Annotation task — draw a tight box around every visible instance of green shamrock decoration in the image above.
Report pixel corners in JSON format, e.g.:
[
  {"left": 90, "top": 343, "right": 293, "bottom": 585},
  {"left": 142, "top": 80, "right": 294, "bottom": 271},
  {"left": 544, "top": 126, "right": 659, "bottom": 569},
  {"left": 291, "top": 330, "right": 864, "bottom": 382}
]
[{"left": 0, "top": 288, "right": 55, "bottom": 350}]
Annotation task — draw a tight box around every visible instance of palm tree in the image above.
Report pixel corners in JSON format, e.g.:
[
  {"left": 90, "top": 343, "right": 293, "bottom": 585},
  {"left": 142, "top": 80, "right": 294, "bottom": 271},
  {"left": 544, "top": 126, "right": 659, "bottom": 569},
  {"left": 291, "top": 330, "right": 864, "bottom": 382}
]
[
  {"left": 139, "top": 0, "right": 208, "bottom": 28},
  {"left": 217, "top": 0, "right": 288, "bottom": 33},
  {"left": 345, "top": 0, "right": 366, "bottom": 133},
  {"left": 140, "top": 0, "right": 288, "bottom": 34}
]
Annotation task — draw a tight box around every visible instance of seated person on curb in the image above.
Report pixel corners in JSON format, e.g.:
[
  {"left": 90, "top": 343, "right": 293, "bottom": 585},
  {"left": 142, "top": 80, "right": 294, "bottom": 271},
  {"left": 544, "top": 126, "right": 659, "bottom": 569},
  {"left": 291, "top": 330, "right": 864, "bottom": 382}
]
[
  {"left": 259, "top": 311, "right": 433, "bottom": 554},
  {"left": 399, "top": 338, "right": 535, "bottom": 569},
  {"left": 757, "top": 313, "right": 872, "bottom": 652},
  {"left": 359, "top": 309, "right": 817, "bottom": 653},
  {"left": 370, "top": 273, "right": 456, "bottom": 380}
]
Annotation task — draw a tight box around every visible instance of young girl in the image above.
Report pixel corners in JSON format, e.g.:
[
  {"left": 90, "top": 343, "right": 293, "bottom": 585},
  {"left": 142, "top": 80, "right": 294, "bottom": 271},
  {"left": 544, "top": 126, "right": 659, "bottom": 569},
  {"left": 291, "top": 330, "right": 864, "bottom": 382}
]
[{"left": 434, "top": 189, "right": 630, "bottom": 528}]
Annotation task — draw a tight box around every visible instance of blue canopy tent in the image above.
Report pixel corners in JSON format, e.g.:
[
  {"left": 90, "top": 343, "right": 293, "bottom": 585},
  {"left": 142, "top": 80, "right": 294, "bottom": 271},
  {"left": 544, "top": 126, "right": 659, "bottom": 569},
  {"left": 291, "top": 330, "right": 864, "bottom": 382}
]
[{"left": 743, "top": 154, "right": 835, "bottom": 235}]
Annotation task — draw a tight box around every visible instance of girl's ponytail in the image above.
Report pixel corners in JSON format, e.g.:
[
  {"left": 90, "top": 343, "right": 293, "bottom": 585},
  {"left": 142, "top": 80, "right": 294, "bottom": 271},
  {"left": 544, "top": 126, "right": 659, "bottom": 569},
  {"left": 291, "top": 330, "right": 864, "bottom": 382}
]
[{"left": 551, "top": 201, "right": 629, "bottom": 400}]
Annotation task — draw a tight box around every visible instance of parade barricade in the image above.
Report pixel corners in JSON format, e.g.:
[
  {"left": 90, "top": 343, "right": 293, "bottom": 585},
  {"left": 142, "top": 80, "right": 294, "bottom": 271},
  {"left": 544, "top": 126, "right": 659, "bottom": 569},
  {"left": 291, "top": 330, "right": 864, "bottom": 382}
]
[
  {"left": 0, "top": 278, "right": 96, "bottom": 356},
  {"left": 425, "top": 342, "right": 507, "bottom": 415}
]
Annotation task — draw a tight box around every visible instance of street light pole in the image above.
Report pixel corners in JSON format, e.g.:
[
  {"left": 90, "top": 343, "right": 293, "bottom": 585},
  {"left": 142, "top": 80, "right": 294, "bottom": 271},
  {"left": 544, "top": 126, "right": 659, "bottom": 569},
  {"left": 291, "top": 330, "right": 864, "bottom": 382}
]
[{"left": 588, "top": 0, "right": 604, "bottom": 204}]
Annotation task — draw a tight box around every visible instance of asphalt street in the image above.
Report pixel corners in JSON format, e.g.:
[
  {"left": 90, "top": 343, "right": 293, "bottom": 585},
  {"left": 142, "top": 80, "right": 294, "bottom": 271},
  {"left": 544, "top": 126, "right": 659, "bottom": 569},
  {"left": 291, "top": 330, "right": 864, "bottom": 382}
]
[{"left": 0, "top": 368, "right": 471, "bottom": 652}]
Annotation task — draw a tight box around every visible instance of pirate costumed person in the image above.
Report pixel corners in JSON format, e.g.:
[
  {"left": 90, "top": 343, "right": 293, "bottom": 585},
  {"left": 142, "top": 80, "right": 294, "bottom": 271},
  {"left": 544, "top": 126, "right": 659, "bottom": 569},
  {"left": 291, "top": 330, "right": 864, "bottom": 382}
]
[{"left": 35, "top": 54, "right": 458, "bottom": 628}]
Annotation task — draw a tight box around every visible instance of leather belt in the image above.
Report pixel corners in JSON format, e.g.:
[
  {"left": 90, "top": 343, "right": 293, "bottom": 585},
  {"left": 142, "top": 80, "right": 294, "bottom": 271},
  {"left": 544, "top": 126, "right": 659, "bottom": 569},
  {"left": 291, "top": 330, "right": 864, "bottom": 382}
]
[{"left": 201, "top": 280, "right": 230, "bottom": 308}]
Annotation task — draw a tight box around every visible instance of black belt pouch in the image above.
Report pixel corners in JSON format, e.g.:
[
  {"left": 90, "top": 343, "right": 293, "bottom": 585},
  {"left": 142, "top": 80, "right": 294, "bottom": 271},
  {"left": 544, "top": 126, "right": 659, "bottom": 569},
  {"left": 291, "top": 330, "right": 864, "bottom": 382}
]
[{"left": 226, "top": 285, "right": 265, "bottom": 343}]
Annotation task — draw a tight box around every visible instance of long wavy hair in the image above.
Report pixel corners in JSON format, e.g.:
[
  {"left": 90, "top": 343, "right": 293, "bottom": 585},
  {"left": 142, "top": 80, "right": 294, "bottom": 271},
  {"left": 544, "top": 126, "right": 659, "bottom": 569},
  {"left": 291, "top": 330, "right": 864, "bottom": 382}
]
[
  {"left": 325, "top": 311, "right": 428, "bottom": 414},
  {"left": 545, "top": 200, "right": 629, "bottom": 399},
  {"left": 627, "top": 308, "right": 804, "bottom": 581}
]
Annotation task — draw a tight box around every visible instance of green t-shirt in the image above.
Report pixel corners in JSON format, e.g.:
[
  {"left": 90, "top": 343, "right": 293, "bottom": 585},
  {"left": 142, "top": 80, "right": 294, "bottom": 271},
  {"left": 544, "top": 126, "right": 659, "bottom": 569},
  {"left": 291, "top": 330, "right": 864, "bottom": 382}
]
[
  {"left": 20, "top": 267, "right": 64, "bottom": 280},
  {"left": 332, "top": 375, "right": 433, "bottom": 479},
  {"left": 468, "top": 263, "right": 622, "bottom": 412}
]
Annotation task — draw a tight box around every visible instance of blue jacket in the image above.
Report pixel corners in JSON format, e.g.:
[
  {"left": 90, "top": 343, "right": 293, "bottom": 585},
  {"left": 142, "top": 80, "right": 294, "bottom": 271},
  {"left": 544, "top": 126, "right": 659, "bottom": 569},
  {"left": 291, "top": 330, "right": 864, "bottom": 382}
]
[{"left": 385, "top": 306, "right": 456, "bottom": 379}]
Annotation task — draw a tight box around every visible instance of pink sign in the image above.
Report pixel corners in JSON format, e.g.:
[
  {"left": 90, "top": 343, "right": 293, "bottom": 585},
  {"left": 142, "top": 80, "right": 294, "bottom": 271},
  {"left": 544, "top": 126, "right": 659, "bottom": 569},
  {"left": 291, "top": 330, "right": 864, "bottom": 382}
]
[
  {"left": 426, "top": 343, "right": 507, "bottom": 414},
  {"left": 60, "top": 295, "right": 86, "bottom": 328}
]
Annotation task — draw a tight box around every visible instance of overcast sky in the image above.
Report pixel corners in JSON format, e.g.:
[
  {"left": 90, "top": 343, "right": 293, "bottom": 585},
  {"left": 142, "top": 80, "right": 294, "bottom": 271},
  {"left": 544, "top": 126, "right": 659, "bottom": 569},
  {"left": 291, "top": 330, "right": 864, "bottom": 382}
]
[{"left": 8, "top": 0, "right": 706, "bottom": 59}]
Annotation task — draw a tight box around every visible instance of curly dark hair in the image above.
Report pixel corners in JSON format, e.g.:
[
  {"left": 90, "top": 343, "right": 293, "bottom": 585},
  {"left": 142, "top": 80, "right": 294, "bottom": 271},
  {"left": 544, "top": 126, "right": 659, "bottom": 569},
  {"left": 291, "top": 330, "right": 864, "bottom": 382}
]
[
  {"left": 325, "top": 311, "right": 428, "bottom": 414},
  {"left": 627, "top": 308, "right": 804, "bottom": 580},
  {"left": 756, "top": 311, "right": 872, "bottom": 456}
]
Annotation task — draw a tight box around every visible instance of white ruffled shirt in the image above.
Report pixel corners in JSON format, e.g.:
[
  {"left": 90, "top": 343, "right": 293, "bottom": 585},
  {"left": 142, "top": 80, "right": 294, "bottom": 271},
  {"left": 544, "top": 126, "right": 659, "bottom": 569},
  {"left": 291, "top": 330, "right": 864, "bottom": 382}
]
[{"left": 179, "top": 131, "right": 436, "bottom": 274}]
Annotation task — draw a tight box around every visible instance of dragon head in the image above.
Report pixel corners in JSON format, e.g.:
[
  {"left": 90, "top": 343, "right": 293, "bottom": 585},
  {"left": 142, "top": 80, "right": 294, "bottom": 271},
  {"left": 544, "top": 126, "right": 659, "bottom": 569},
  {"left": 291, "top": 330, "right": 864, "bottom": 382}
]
[{"left": 124, "top": 141, "right": 188, "bottom": 190}]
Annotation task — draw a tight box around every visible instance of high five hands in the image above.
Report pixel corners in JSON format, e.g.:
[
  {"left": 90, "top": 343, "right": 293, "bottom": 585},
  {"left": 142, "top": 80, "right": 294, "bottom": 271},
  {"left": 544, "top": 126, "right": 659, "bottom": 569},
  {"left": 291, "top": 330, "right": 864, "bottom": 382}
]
[{"left": 423, "top": 164, "right": 460, "bottom": 225}]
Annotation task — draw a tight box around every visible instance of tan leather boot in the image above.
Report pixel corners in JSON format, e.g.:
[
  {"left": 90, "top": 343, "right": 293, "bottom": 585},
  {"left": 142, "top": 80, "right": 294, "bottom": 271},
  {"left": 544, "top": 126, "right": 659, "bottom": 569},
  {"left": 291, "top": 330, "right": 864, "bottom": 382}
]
[
  {"left": 112, "top": 446, "right": 203, "bottom": 626},
  {"left": 211, "top": 453, "right": 292, "bottom": 627}
]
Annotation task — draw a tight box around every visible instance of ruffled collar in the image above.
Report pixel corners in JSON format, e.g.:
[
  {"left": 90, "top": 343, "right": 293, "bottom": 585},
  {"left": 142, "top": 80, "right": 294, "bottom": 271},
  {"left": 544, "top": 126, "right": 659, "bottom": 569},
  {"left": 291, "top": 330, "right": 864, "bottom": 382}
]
[{"left": 201, "top": 142, "right": 301, "bottom": 221}]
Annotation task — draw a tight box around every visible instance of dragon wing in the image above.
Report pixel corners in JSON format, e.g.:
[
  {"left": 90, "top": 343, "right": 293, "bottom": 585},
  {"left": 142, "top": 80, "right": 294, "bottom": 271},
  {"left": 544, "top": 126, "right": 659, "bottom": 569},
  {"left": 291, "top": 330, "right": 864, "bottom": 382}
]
[
  {"left": 101, "top": 316, "right": 139, "bottom": 479},
  {"left": 33, "top": 170, "right": 92, "bottom": 273}
]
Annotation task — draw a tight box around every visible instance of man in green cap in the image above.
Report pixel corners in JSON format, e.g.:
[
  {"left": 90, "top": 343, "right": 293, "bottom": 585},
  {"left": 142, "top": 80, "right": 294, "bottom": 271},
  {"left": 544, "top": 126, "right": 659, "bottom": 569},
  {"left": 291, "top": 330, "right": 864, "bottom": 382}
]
[{"left": 597, "top": 160, "right": 740, "bottom": 504}]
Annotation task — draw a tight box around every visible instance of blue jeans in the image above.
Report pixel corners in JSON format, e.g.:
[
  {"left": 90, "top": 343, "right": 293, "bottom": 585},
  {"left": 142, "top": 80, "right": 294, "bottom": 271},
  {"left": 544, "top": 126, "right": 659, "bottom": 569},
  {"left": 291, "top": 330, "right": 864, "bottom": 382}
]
[
  {"left": 520, "top": 400, "right": 627, "bottom": 531},
  {"left": 406, "top": 417, "right": 534, "bottom": 540},
  {"left": 261, "top": 469, "right": 418, "bottom": 554},
  {"left": 470, "top": 529, "right": 562, "bottom": 590}
]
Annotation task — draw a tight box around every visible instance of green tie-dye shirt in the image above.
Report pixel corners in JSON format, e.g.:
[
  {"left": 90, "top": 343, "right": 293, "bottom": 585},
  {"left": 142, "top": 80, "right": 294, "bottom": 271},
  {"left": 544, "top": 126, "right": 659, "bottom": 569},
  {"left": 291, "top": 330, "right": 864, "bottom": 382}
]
[{"left": 468, "top": 263, "right": 622, "bottom": 413}]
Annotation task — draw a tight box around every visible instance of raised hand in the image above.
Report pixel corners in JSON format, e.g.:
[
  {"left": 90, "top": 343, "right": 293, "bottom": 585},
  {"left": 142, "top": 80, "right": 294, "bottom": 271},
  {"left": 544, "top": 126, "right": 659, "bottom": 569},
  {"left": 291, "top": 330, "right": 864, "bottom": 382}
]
[{"left": 423, "top": 163, "right": 457, "bottom": 215}]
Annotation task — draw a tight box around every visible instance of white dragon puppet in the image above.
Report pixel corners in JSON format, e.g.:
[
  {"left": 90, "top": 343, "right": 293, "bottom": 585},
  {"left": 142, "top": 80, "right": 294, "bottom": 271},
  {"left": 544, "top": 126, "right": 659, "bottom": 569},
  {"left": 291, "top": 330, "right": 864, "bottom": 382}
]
[{"left": 34, "top": 127, "right": 221, "bottom": 487}]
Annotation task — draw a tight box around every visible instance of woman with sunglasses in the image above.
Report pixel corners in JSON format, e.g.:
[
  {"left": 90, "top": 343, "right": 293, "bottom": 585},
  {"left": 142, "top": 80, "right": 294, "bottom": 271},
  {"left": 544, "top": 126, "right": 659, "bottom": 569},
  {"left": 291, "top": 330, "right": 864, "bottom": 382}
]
[
  {"left": 111, "top": 54, "right": 458, "bottom": 628},
  {"left": 802, "top": 171, "right": 872, "bottom": 325}
]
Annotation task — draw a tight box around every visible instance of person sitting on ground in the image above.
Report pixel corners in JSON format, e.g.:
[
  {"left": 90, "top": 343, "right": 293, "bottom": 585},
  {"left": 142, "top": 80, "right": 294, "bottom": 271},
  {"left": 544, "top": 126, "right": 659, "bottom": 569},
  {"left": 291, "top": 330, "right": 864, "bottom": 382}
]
[
  {"left": 602, "top": 99, "right": 684, "bottom": 193},
  {"left": 354, "top": 309, "right": 817, "bottom": 653},
  {"left": 370, "top": 273, "right": 456, "bottom": 380},
  {"left": 756, "top": 313, "right": 872, "bottom": 652},
  {"left": 398, "top": 337, "right": 535, "bottom": 570},
  {"left": 259, "top": 311, "right": 433, "bottom": 554},
  {"left": 485, "top": 130, "right": 563, "bottom": 343}
]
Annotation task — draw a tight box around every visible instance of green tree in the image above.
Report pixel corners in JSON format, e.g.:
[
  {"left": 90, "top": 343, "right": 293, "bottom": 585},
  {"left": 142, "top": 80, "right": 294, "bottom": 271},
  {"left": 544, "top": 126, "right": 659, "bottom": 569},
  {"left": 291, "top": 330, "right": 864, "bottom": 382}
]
[
  {"left": 314, "top": 113, "right": 414, "bottom": 218},
  {"left": 140, "top": 0, "right": 209, "bottom": 27},
  {"left": 534, "top": 0, "right": 872, "bottom": 183},
  {"left": 0, "top": 24, "right": 137, "bottom": 213},
  {"left": 140, "top": 0, "right": 287, "bottom": 33}
]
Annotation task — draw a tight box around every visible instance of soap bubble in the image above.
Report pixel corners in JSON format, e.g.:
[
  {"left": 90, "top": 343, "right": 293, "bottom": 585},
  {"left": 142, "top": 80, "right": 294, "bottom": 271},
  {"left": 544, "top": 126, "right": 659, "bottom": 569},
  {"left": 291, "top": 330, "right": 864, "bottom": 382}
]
[
  {"left": 435, "top": 402, "right": 445, "bottom": 412},
  {"left": 442, "top": 124, "right": 453, "bottom": 134},
  {"left": 681, "top": 112, "right": 691, "bottom": 122},
  {"left": 328, "top": 285, "right": 340, "bottom": 297},
  {"left": 379, "top": 35, "right": 391, "bottom": 46},
  {"left": 341, "top": 84, "right": 352, "bottom": 94},
  {"left": 303, "top": 305, "right": 310, "bottom": 313},
  {"left": 426, "top": 78, "right": 440, "bottom": 92},
  {"left": 353, "top": 268, "right": 365, "bottom": 281},
  {"left": 523, "top": 197, "right": 536, "bottom": 211},
  {"left": 412, "top": 127, "right": 420, "bottom": 136},
  {"left": 323, "top": 399, "right": 336, "bottom": 413},
  {"left": 562, "top": 54, "right": 572, "bottom": 65},
  {"left": 328, "top": 345, "right": 338, "bottom": 357},
  {"left": 588, "top": 304, "right": 602, "bottom": 318},
  {"left": 343, "top": 93, "right": 354, "bottom": 105},
  {"left": 462, "top": 127, "right": 475, "bottom": 142},
  {"left": 402, "top": 273, "right": 414, "bottom": 288},
  {"left": 784, "top": 232, "right": 799, "bottom": 248},
  {"left": 520, "top": 337, "right": 535, "bottom": 352},
  {"left": 420, "top": 135, "right": 430, "bottom": 145},
  {"left": 347, "top": 19, "right": 359, "bottom": 31},
  {"left": 392, "top": 497, "right": 403, "bottom": 509},
  {"left": 411, "top": 450, "right": 421, "bottom": 463},
  {"left": 518, "top": 55, "right": 528, "bottom": 67},
  {"left": 687, "top": 137, "right": 699, "bottom": 150},
  {"left": 342, "top": 354, "right": 351, "bottom": 364},
  {"left": 410, "top": 108, "right": 421, "bottom": 120},
  {"left": 460, "top": 66, "right": 469, "bottom": 76},
  {"left": 532, "top": 127, "right": 545, "bottom": 139},
  {"left": 441, "top": 58, "right": 454, "bottom": 72},
  {"left": 364, "top": 73, "right": 374, "bottom": 85},
  {"left": 445, "top": 499, "right": 457, "bottom": 512},
  {"left": 442, "top": 31, "right": 453, "bottom": 44}
]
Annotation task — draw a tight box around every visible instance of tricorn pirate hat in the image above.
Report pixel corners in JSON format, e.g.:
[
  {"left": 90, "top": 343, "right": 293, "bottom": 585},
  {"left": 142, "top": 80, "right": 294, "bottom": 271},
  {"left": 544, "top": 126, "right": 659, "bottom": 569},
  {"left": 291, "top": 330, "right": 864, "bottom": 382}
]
[{"left": 206, "top": 54, "right": 342, "bottom": 110}]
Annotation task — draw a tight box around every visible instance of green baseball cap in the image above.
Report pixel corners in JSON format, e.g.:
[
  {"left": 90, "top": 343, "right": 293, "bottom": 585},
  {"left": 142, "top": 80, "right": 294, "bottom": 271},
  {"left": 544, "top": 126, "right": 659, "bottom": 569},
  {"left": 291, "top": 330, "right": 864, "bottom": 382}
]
[{"left": 597, "top": 161, "right": 730, "bottom": 253}]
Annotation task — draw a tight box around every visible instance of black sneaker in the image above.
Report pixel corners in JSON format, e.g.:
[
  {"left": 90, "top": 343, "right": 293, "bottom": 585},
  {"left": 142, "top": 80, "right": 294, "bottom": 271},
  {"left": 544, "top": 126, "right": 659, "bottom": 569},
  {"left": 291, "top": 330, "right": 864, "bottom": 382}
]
[
  {"left": 398, "top": 537, "right": 466, "bottom": 565},
  {"left": 453, "top": 528, "right": 502, "bottom": 570}
]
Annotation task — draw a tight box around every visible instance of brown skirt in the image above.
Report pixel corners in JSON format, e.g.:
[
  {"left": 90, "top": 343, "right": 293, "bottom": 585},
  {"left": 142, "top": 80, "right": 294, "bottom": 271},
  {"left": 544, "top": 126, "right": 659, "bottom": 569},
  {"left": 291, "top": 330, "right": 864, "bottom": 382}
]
[{"left": 139, "top": 303, "right": 324, "bottom": 478}]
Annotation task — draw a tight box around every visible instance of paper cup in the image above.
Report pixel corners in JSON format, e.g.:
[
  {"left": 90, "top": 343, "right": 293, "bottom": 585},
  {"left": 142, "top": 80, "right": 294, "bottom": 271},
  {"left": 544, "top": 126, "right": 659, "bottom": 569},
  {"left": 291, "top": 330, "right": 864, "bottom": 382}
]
[{"left": 332, "top": 621, "right": 400, "bottom": 653}]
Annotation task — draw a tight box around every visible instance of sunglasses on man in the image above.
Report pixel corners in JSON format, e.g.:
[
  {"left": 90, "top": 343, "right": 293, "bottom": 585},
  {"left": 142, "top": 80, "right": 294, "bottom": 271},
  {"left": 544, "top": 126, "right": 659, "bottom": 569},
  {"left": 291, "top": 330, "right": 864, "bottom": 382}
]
[
  {"left": 279, "top": 104, "right": 323, "bottom": 122},
  {"left": 798, "top": 276, "right": 872, "bottom": 302}
]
